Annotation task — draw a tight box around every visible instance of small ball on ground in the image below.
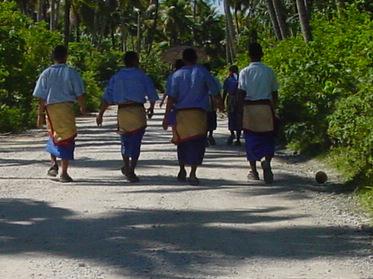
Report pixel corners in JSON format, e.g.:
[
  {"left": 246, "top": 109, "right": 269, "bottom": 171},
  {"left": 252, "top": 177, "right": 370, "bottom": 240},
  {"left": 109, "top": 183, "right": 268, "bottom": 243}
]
[{"left": 315, "top": 171, "right": 328, "bottom": 184}]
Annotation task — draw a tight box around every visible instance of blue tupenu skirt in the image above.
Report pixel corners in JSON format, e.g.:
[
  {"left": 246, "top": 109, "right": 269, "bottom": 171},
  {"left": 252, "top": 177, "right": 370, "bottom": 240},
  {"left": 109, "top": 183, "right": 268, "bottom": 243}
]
[
  {"left": 177, "top": 136, "right": 206, "bottom": 166},
  {"left": 244, "top": 131, "right": 275, "bottom": 161},
  {"left": 120, "top": 129, "right": 145, "bottom": 160},
  {"left": 46, "top": 137, "right": 75, "bottom": 160}
]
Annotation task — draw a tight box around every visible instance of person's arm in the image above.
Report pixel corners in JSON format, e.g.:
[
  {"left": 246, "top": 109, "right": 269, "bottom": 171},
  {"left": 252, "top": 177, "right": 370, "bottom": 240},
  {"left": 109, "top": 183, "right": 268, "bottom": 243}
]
[
  {"left": 160, "top": 74, "right": 172, "bottom": 108},
  {"left": 33, "top": 71, "right": 48, "bottom": 128},
  {"left": 222, "top": 79, "right": 228, "bottom": 105},
  {"left": 96, "top": 77, "right": 115, "bottom": 127},
  {"left": 159, "top": 94, "right": 167, "bottom": 108},
  {"left": 148, "top": 100, "right": 156, "bottom": 119},
  {"left": 207, "top": 73, "right": 224, "bottom": 112},
  {"left": 96, "top": 100, "right": 109, "bottom": 127},
  {"left": 144, "top": 75, "right": 159, "bottom": 119},
  {"left": 237, "top": 89, "right": 246, "bottom": 114},
  {"left": 36, "top": 98, "right": 46, "bottom": 128},
  {"left": 162, "top": 96, "right": 175, "bottom": 130},
  {"left": 162, "top": 74, "right": 178, "bottom": 130},
  {"left": 77, "top": 94, "right": 86, "bottom": 115},
  {"left": 271, "top": 91, "right": 278, "bottom": 109},
  {"left": 270, "top": 70, "right": 279, "bottom": 110}
]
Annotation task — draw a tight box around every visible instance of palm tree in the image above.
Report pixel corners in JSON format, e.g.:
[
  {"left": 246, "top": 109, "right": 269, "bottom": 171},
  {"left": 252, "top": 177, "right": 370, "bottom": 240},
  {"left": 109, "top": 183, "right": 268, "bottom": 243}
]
[
  {"left": 272, "top": 0, "right": 289, "bottom": 39},
  {"left": 64, "top": 0, "right": 71, "bottom": 45},
  {"left": 147, "top": 0, "right": 159, "bottom": 53},
  {"left": 265, "top": 0, "right": 282, "bottom": 40},
  {"left": 223, "top": 0, "right": 236, "bottom": 63},
  {"left": 296, "top": 0, "right": 312, "bottom": 42}
]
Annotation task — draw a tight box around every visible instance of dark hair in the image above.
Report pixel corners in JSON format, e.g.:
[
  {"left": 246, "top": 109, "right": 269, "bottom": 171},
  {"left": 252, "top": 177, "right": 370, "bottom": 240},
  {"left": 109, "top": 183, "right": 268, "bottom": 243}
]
[
  {"left": 182, "top": 48, "right": 198, "bottom": 63},
  {"left": 229, "top": 65, "right": 238, "bottom": 73},
  {"left": 248, "top": 43, "right": 263, "bottom": 60},
  {"left": 174, "top": 59, "right": 184, "bottom": 70},
  {"left": 53, "top": 45, "right": 68, "bottom": 60},
  {"left": 123, "top": 51, "right": 139, "bottom": 67}
]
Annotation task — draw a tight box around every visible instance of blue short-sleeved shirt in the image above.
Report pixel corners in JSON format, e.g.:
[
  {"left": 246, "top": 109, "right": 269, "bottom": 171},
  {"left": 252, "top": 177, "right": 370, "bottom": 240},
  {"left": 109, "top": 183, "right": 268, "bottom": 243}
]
[
  {"left": 168, "top": 65, "right": 219, "bottom": 111},
  {"left": 33, "top": 64, "right": 84, "bottom": 105},
  {"left": 103, "top": 67, "right": 159, "bottom": 104},
  {"left": 223, "top": 74, "right": 238, "bottom": 95}
]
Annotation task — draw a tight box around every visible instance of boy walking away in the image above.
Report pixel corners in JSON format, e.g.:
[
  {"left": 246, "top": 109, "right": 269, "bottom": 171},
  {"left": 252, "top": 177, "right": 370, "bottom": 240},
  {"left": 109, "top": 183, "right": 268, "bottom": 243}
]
[
  {"left": 96, "top": 51, "right": 159, "bottom": 183},
  {"left": 223, "top": 65, "right": 242, "bottom": 146},
  {"left": 33, "top": 45, "right": 86, "bottom": 183},
  {"left": 238, "top": 43, "right": 279, "bottom": 184},
  {"left": 162, "top": 48, "right": 223, "bottom": 186}
]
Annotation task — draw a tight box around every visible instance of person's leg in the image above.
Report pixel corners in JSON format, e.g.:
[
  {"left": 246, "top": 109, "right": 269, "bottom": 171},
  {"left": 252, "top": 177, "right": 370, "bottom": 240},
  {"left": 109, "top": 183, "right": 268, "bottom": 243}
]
[
  {"left": 121, "top": 154, "right": 130, "bottom": 176},
  {"left": 127, "top": 130, "right": 144, "bottom": 182},
  {"left": 47, "top": 154, "right": 59, "bottom": 176},
  {"left": 236, "top": 130, "right": 242, "bottom": 141},
  {"left": 234, "top": 130, "right": 242, "bottom": 146},
  {"left": 227, "top": 130, "right": 234, "bottom": 145},
  {"left": 60, "top": 159, "right": 73, "bottom": 182},
  {"left": 189, "top": 165, "right": 199, "bottom": 186},
  {"left": 248, "top": 160, "right": 259, "bottom": 180},
  {"left": 261, "top": 155, "right": 274, "bottom": 184},
  {"left": 178, "top": 163, "right": 187, "bottom": 182},
  {"left": 208, "top": 130, "right": 216, "bottom": 145},
  {"left": 61, "top": 160, "right": 69, "bottom": 175}
]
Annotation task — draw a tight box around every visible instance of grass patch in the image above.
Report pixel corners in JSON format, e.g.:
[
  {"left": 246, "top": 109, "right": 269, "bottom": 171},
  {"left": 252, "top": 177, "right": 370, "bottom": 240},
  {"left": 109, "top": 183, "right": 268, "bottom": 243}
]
[{"left": 327, "top": 149, "right": 373, "bottom": 219}]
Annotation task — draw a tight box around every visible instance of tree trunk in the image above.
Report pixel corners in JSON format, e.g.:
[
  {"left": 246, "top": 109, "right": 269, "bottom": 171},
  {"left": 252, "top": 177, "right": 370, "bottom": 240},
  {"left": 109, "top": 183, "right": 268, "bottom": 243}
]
[
  {"left": 304, "top": 0, "right": 313, "bottom": 20},
  {"left": 55, "top": 0, "right": 61, "bottom": 28},
  {"left": 50, "top": 0, "right": 55, "bottom": 30},
  {"left": 224, "top": 0, "right": 236, "bottom": 61},
  {"left": 224, "top": 15, "right": 234, "bottom": 64},
  {"left": 76, "top": 13, "right": 81, "bottom": 42},
  {"left": 192, "top": 0, "right": 197, "bottom": 43},
  {"left": 296, "top": 0, "right": 312, "bottom": 42},
  {"left": 266, "top": 0, "right": 282, "bottom": 40},
  {"left": 136, "top": 11, "right": 141, "bottom": 54},
  {"left": 64, "top": 0, "right": 71, "bottom": 46},
  {"left": 147, "top": 0, "right": 159, "bottom": 54},
  {"left": 272, "top": 0, "right": 289, "bottom": 39},
  {"left": 37, "top": 0, "right": 45, "bottom": 21},
  {"left": 234, "top": 3, "right": 240, "bottom": 35}
]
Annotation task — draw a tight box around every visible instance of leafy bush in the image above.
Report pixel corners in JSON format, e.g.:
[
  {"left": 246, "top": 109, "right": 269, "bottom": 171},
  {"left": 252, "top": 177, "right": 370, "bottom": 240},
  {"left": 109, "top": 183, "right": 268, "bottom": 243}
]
[
  {"left": 0, "top": 2, "right": 61, "bottom": 132},
  {"left": 264, "top": 7, "right": 372, "bottom": 154},
  {"left": 82, "top": 70, "right": 103, "bottom": 112}
]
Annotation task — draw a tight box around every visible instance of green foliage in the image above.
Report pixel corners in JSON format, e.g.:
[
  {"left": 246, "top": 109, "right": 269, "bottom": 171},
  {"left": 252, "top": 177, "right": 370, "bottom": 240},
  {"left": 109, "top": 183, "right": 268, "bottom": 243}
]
[
  {"left": 358, "top": 186, "right": 373, "bottom": 218},
  {"left": 0, "top": 2, "right": 61, "bottom": 132},
  {"left": 254, "top": 7, "right": 372, "bottom": 187}
]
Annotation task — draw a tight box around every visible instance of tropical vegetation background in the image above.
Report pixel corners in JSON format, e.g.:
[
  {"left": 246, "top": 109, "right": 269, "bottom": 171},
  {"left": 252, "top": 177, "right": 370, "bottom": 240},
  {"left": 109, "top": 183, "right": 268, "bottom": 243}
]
[{"left": 0, "top": 0, "right": 372, "bottom": 212}]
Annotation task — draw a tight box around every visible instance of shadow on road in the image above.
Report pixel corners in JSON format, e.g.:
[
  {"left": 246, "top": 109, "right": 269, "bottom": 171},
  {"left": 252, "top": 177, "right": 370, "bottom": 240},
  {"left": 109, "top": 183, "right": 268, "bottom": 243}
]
[{"left": 0, "top": 198, "right": 371, "bottom": 278}]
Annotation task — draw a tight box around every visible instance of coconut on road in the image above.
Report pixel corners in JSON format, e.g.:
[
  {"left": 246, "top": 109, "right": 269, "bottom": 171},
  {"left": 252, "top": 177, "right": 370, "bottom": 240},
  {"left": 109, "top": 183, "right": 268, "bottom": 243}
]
[{"left": 0, "top": 108, "right": 372, "bottom": 279}]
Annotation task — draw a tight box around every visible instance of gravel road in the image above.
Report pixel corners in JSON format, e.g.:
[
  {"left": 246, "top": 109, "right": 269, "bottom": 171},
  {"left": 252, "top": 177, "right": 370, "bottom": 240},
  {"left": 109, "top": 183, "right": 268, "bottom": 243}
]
[{"left": 0, "top": 108, "right": 372, "bottom": 279}]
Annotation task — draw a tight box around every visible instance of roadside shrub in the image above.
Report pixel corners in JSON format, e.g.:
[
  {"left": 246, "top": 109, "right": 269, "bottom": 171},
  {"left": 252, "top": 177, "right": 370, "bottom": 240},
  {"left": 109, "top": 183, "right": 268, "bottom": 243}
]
[
  {"left": 82, "top": 70, "right": 103, "bottom": 112},
  {"left": 264, "top": 7, "right": 372, "bottom": 153},
  {"left": 0, "top": 2, "right": 61, "bottom": 132}
]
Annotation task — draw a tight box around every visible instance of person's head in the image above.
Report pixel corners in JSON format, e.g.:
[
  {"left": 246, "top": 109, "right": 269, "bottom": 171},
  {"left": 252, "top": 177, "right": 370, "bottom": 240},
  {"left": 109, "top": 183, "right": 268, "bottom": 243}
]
[
  {"left": 53, "top": 45, "right": 68, "bottom": 63},
  {"left": 174, "top": 59, "right": 184, "bottom": 70},
  {"left": 182, "top": 48, "right": 198, "bottom": 65},
  {"left": 248, "top": 43, "right": 263, "bottom": 61},
  {"left": 123, "top": 51, "right": 139, "bottom": 67},
  {"left": 229, "top": 65, "right": 238, "bottom": 74}
]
